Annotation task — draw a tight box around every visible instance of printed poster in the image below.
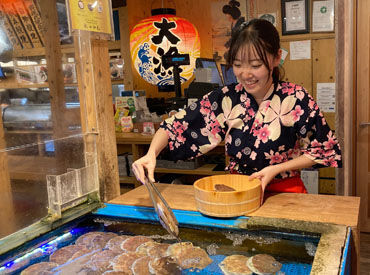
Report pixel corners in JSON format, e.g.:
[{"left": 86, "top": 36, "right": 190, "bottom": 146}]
[
  {"left": 66, "top": 0, "right": 112, "bottom": 35},
  {"left": 317, "top": 83, "right": 335, "bottom": 112},
  {"left": 211, "top": 0, "right": 247, "bottom": 63}
]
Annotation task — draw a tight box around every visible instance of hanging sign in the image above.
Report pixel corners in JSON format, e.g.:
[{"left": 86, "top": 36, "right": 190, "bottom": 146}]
[{"left": 66, "top": 0, "right": 113, "bottom": 37}]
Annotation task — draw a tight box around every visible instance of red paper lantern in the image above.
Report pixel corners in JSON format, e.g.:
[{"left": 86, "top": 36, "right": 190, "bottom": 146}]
[{"left": 130, "top": 14, "right": 200, "bottom": 86}]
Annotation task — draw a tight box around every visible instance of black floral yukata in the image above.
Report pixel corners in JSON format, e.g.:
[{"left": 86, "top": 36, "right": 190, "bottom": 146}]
[{"left": 160, "top": 81, "right": 342, "bottom": 182}]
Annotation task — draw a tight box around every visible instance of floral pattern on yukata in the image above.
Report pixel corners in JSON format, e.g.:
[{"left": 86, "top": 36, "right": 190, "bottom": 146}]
[{"left": 160, "top": 81, "right": 342, "bottom": 179}]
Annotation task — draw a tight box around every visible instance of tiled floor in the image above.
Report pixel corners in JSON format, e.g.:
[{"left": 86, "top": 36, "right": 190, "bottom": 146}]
[{"left": 361, "top": 232, "right": 370, "bottom": 274}]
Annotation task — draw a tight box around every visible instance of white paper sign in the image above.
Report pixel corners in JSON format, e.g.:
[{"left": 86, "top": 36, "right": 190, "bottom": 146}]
[
  {"left": 290, "top": 40, "right": 311, "bottom": 60},
  {"left": 317, "top": 83, "right": 335, "bottom": 112},
  {"left": 312, "top": 0, "right": 334, "bottom": 32},
  {"left": 285, "top": 0, "right": 306, "bottom": 31}
]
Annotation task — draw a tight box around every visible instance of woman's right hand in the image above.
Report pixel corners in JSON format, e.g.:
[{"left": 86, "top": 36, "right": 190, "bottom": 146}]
[{"left": 132, "top": 151, "right": 156, "bottom": 184}]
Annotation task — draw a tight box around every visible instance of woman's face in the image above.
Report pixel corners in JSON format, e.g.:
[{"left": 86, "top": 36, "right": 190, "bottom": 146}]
[{"left": 232, "top": 45, "right": 280, "bottom": 98}]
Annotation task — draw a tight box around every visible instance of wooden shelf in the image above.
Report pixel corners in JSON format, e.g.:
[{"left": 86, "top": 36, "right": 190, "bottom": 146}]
[
  {"left": 155, "top": 164, "right": 227, "bottom": 176},
  {"left": 5, "top": 129, "right": 53, "bottom": 134},
  {"left": 111, "top": 80, "right": 124, "bottom": 85},
  {"left": 0, "top": 76, "right": 79, "bottom": 89},
  {"left": 108, "top": 41, "right": 121, "bottom": 51},
  {"left": 0, "top": 80, "right": 49, "bottom": 89},
  {"left": 280, "top": 32, "right": 335, "bottom": 42},
  {"left": 12, "top": 41, "right": 122, "bottom": 58},
  {"left": 0, "top": 78, "right": 122, "bottom": 90},
  {"left": 119, "top": 176, "right": 136, "bottom": 184}
]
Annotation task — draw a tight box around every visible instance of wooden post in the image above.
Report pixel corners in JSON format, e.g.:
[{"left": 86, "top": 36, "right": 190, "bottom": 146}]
[
  {"left": 38, "top": 0, "right": 78, "bottom": 173},
  {"left": 336, "top": 0, "right": 355, "bottom": 196},
  {"left": 0, "top": 116, "right": 16, "bottom": 237},
  {"left": 91, "top": 38, "right": 120, "bottom": 201},
  {"left": 38, "top": 0, "right": 67, "bottom": 136},
  {"left": 75, "top": 32, "right": 120, "bottom": 201},
  {"left": 119, "top": 6, "right": 134, "bottom": 90}
]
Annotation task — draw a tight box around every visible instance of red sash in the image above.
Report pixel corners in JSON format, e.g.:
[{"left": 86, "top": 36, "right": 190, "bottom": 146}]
[
  {"left": 266, "top": 175, "right": 307, "bottom": 193},
  {"left": 230, "top": 171, "right": 307, "bottom": 196},
  {"left": 264, "top": 175, "right": 307, "bottom": 200}
]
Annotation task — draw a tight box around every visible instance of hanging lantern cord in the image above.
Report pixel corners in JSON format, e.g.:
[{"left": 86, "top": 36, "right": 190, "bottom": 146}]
[{"left": 151, "top": 0, "right": 176, "bottom": 14}]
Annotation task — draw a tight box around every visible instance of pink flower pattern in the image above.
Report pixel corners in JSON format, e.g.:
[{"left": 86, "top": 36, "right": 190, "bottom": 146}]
[
  {"left": 256, "top": 125, "right": 270, "bottom": 143},
  {"left": 160, "top": 81, "right": 342, "bottom": 179},
  {"left": 291, "top": 105, "right": 304, "bottom": 121}
]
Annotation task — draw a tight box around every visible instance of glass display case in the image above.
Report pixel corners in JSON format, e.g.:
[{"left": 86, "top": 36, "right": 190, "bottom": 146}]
[{"left": 0, "top": 0, "right": 103, "bottom": 249}]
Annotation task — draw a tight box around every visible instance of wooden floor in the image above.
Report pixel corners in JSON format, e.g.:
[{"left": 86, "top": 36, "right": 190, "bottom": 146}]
[{"left": 361, "top": 232, "right": 370, "bottom": 274}]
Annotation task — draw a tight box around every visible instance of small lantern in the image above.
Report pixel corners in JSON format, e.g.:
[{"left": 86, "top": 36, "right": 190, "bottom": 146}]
[{"left": 130, "top": 11, "right": 200, "bottom": 87}]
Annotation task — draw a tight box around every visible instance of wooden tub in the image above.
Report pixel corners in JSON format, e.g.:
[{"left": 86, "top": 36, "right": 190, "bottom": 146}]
[{"left": 193, "top": 174, "right": 261, "bottom": 217}]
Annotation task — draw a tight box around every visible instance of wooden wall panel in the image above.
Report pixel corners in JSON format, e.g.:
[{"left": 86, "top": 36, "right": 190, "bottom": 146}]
[
  {"left": 126, "top": 0, "right": 213, "bottom": 98},
  {"left": 248, "top": 0, "right": 282, "bottom": 34},
  {"left": 356, "top": 0, "right": 370, "bottom": 231},
  {"left": 312, "top": 38, "right": 336, "bottom": 130},
  {"left": 280, "top": 41, "right": 312, "bottom": 94},
  {"left": 312, "top": 39, "right": 336, "bottom": 190}
]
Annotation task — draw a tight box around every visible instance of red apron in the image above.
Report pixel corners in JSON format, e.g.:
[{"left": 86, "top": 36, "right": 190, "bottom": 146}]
[
  {"left": 266, "top": 175, "right": 307, "bottom": 193},
  {"left": 230, "top": 171, "right": 307, "bottom": 197},
  {"left": 264, "top": 175, "right": 307, "bottom": 200}
]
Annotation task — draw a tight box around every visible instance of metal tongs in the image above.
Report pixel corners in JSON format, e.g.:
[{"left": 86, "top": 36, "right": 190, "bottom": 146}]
[{"left": 144, "top": 176, "right": 180, "bottom": 241}]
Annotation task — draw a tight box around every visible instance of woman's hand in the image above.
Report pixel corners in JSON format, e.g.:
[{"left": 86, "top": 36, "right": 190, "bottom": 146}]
[
  {"left": 249, "top": 165, "right": 280, "bottom": 204},
  {"left": 132, "top": 152, "right": 156, "bottom": 184}
]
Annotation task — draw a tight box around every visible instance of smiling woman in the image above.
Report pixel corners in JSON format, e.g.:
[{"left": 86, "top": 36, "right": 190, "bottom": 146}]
[{"left": 132, "top": 18, "right": 342, "bottom": 203}]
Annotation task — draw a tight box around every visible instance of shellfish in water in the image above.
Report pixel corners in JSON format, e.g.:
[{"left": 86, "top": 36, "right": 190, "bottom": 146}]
[{"left": 247, "top": 254, "right": 282, "bottom": 275}]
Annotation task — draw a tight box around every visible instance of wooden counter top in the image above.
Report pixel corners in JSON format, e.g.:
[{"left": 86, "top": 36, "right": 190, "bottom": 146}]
[{"left": 109, "top": 183, "right": 360, "bottom": 228}]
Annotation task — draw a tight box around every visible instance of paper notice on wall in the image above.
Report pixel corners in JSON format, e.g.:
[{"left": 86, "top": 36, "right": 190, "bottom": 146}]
[
  {"left": 290, "top": 40, "right": 311, "bottom": 60},
  {"left": 317, "top": 83, "right": 335, "bottom": 112},
  {"left": 312, "top": 0, "right": 334, "bottom": 32}
]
